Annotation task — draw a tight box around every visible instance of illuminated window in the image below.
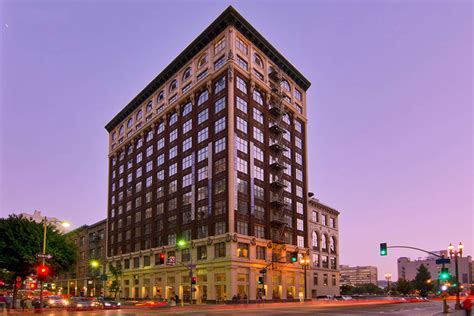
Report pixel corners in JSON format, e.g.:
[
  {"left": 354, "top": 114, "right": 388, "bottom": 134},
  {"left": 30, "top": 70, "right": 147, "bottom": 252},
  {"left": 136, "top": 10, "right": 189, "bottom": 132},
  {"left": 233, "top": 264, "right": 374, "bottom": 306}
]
[{"left": 237, "top": 242, "right": 249, "bottom": 257}]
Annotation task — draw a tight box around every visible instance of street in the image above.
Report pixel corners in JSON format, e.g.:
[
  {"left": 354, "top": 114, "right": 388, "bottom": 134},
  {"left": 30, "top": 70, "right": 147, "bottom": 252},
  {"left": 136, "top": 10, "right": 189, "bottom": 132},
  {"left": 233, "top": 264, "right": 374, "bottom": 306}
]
[{"left": 4, "top": 301, "right": 464, "bottom": 316}]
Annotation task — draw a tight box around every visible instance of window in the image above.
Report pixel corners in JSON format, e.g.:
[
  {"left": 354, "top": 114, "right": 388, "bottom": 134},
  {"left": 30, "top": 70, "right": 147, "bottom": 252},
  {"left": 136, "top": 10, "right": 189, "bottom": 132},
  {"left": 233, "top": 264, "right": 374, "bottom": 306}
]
[
  {"left": 253, "top": 109, "right": 263, "bottom": 126},
  {"left": 237, "top": 221, "right": 248, "bottom": 235},
  {"left": 146, "top": 145, "right": 153, "bottom": 157},
  {"left": 214, "top": 56, "right": 225, "bottom": 70},
  {"left": 295, "top": 120, "right": 302, "bottom": 133},
  {"left": 253, "top": 146, "right": 263, "bottom": 162},
  {"left": 182, "top": 102, "right": 192, "bottom": 117},
  {"left": 236, "top": 136, "right": 248, "bottom": 154},
  {"left": 295, "top": 137, "right": 303, "bottom": 149},
  {"left": 252, "top": 90, "right": 263, "bottom": 106},
  {"left": 253, "top": 53, "right": 263, "bottom": 68},
  {"left": 156, "top": 122, "right": 165, "bottom": 134},
  {"left": 168, "top": 233, "right": 176, "bottom": 246},
  {"left": 237, "top": 157, "right": 248, "bottom": 174},
  {"left": 255, "top": 225, "right": 265, "bottom": 239},
  {"left": 215, "top": 221, "right": 226, "bottom": 234},
  {"left": 182, "top": 67, "right": 192, "bottom": 81},
  {"left": 237, "top": 243, "right": 249, "bottom": 257},
  {"left": 297, "top": 219, "right": 304, "bottom": 231},
  {"left": 168, "top": 163, "right": 177, "bottom": 177},
  {"left": 296, "top": 152, "right": 303, "bottom": 165},
  {"left": 214, "top": 76, "right": 225, "bottom": 94},
  {"left": 197, "top": 186, "right": 208, "bottom": 200},
  {"left": 215, "top": 97, "right": 226, "bottom": 113},
  {"left": 198, "top": 54, "right": 208, "bottom": 68},
  {"left": 296, "top": 169, "right": 303, "bottom": 182},
  {"left": 236, "top": 77, "right": 247, "bottom": 93},
  {"left": 197, "top": 147, "right": 208, "bottom": 162},
  {"left": 297, "top": 202, "right": 304, "bottom": 215},
  {"left": 182, "top": 154, "right": 193, "bottom": 169},
  {"left": 311, "top": 210, "right": 318, "bottom": 222},
  {"left": 169, "top": 112, "right": 178, "bottom": 126},
  {"left": 157, "top": 91, "right": 164, "bottom": 103},
  {"left": 197, "top": 127, "right": 209, "bottom": 143},
  {"left": 146, "top": 130, "right": 154, "bottom": 142},
  {"left": 146, "top": 176, "right": 153, "bottom": 187},
  {"left": 254, "top": 166, "right": 264, "bottom": 181},
  {"left": 156, "top": 169, "right": 164, "bottom": 181},
  {"left": 181, "top": 248, "right": 190, "bottom": 262},
  {"left": 136, "top": 110, "right": 143, "bottom": 121},
  {"left": 236, "top": 96, "right": 247, "bottom": 113},
  {"left": 169, "top": 146, "right": 177, "bottom": 160},
  {"left": 183, "top": 173, "right": 192, "bottom": 187},
  {"left": 214, "top": 178, "right": 226, "bottom": 194},
  {"left": 237, "top": 178, "right": 248, "bottom": 194},
  {"left": 136, "top": 153, "right": 143, "bottom": 163},
  {"left": 215, "top": 157, "right": 226, "bottom": 174},
  {"left": 182, "top": 137, "right": 192, "bottom": 152},
  {"left": 183, "top": 119, "right": 192, "bottom": 135},
  {"left": 169, "top": 79, "right": 178, "bottom": 92},
  {"left": 197, "top": 225, "right": 208, "bottom": 238},
  {"left": 214, "top": 37, "right": 225, "bottom": 54},
  {"left": 236, "top": 37, "right": 248, "bottom": 54},
  {"left": 214, "top": 137, "right": 226, "bottom": 153},
  {"left": 256, "top": 246, "right": 266, "bottom": 260},
  {"left": 168, "top": 198, "right": 177, "bottom": 211},
  {"left": 237, "top": 56, "right": 248, "bottom": 70},
  {"left": 198, "top": 109, "right": 209, "bottom": 124},
  {"left": 215, "top": 242, "right": 226, "bottom": 258},
  {"left": 281, "top": 80, "right": 290, "bottom": 92},
  {"left": 197, "top": 69, "right": 208, "bottom": 81},
  {"left": 157, "top": 154, "right": 164, "bottom": 166},
  {"left": 197, "top": 166, "right": 208, "bottom": 181},
  {"left": 295, "top": 89, "right": 302, "bottom": 101},
  {"left": 197, "top": 245, "right": 207, "bottom": 260},
  {"left": 127, "top": 118, "right": 133, "bottom": 128},
  {"left": 236, "top": 117, "right": 247, "bottom": 133},
  {"left": 197, "top": 90, "right": 209, "bottom": 106},
  {"left": 322, "top": 214, "right": 327, "bottom": 226},
  {"left": 321, "top": 234, "right": 327, "bottom": 250},
  {"left": 297, "top": 236, "right": 305, "bottom": 247},
  {"left": 214, "top": 117, "right": 226, "bottom": 134},
  {"left": 119, "top": 125, "right": 124, "bottom": 135},
  {"left": 136, "top": 167, "right": 143, "bottom": 178},
  {"left": 253, "top": 127, "right": 264, "bottom": 143}
]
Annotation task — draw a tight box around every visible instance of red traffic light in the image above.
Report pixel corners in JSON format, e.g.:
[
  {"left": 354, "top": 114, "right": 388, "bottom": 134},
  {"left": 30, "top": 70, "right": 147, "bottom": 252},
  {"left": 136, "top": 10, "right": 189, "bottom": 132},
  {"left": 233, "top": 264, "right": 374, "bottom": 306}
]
[
  {"left": 159, "top": 253, "right": 165, "bottom": 265},
  {"left": 29, "top": 282, "right": 37, "bottom": 290},
  {"left": 37, "top": 265, "right": 50, "bottom": 280},
  {"left": 191, "top": 277, "right": 197, "bottom": 285}
]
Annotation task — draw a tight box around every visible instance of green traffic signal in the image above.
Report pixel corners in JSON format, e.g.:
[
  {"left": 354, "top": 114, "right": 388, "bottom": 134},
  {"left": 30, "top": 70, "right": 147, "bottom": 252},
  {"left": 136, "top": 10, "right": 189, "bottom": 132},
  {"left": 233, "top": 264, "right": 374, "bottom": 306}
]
[
  {"left": 380, "top": 243, "right": 388, "bottom": 256},
  {"left": 290, "top": 252, "right": 298, "bottom": 263},
  {"left": 439, "top": 268, "right": 451, "bottom": 280}
]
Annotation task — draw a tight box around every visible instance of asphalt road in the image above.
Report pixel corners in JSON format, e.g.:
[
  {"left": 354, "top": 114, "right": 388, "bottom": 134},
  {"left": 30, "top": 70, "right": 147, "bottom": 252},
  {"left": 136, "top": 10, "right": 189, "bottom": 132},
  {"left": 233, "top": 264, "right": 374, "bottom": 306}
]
[{"left": 5, "top": 301, "right": 463, "bottom": 315}]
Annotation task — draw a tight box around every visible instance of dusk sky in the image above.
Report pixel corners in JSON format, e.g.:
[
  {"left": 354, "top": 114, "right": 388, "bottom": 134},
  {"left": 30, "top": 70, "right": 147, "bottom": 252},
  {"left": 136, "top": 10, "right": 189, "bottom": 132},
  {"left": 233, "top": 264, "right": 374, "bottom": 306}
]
[{"left": 1, "top": 0, "right": 472, "bottom": 280}]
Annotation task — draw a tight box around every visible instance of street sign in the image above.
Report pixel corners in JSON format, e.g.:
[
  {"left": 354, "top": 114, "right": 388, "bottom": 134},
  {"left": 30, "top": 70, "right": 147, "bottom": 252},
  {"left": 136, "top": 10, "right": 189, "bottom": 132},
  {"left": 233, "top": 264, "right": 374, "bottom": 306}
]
[
  {"left": 167, "top": 256, "right": 176, "bottom": 265},
  {"left": 436, "top": 258, "right": 451, "bottom": 265},
  {"left": 188, "top": 264, "right": 196, "bottom": 269},
  {"left": 36, "top": 253, "right": 53, "bottom": 259}
]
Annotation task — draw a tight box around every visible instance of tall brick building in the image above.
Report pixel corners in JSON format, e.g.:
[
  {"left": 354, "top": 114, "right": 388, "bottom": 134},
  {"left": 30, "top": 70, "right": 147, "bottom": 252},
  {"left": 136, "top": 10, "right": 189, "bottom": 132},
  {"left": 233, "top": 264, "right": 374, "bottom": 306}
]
[{"left": 105, "top": 6, "right": 312, "bottom": 302}]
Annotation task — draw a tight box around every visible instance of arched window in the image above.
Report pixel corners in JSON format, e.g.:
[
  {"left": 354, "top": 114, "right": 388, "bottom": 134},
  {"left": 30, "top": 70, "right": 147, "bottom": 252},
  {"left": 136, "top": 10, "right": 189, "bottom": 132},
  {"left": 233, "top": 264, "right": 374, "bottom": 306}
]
[
  {"left": 182, "top": 67, "right": 192, "bottom": 81},
  {"left": 198, "top": 54, "right": 208, "bottom": 68},
  {"left": 268, "top": 66, "right": 275, "bottom": 75},
  {"left": 119, "top": 125, "right": 124, "bottom": 135},
  {"left": 330, "top": 236, "right": 336, "bottom": 254},
  {"left": 182, "top": 102, "right": 192, "bottom": 116},
  {"left": 146, "top": 130, "right": 153, "bottom": 142},
  {"left": 254, "top": 53, "right": 263, "bottom": 68},
  {"left": 146, "top": 101, "right": 153, "bottom": 113},
  {"left": 311, "top": 231, "right": 318, "bottom": 248},
  {"left": 169, "top": 79, "right": 178, "bottom": 92},
  {"left": 111, "top": 132, "right": 116, "bottom": 141},
  {"left": 157, "top": 91, "right": 164, "bottom": 103},
  {"left": 197, "top": 90, "right": 209, "bottom": 106},
  {"left": 156, "top": 121, "right": 165, "bottom": 134},
  {"left": 252, "top": 90, "right": 263, "bottom": 105},
  {"left": 321, "top": 234, "right": 327, "bottom": 251},
  {"left": 281, "top": 79, "right": 290, "bottom": 92},
  {"left": 136, "top": 110, "right": 143, "bottom": 121},
  {"left": 127, "top": 118, "right": 133, "bottom": 128}
]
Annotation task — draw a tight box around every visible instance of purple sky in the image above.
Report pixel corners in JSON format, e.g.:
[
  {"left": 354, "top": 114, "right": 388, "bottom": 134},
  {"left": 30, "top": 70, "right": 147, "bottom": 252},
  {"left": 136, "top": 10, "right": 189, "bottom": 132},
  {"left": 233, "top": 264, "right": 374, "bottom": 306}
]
[{"left": 1, "top": 0, "right": 472, "bottom": 280}]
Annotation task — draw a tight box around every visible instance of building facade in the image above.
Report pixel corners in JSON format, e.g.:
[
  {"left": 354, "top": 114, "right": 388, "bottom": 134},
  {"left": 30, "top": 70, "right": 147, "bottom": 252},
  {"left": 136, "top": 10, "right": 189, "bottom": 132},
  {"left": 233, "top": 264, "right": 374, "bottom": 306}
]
[
  {"left": 307, "top": 196, "right": 340, "bottom": 297},
  {"left": 104, "top": 6, "right": 314, "bottom": 303},
  {"left": 339, "top": 265, "right": 378, "bottom": 286},
  {"left": 398, "top": 251, "right": 473, "bottom": 292},
  {"left": 56, "top": 220, "right": 106, "bottom": 297}
]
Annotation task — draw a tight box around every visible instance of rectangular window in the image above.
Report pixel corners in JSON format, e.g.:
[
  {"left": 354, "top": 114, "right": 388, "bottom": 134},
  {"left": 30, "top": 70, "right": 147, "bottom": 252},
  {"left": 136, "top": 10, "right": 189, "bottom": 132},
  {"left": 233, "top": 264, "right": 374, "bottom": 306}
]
[
  {"left": 198, "top": 109, "right": 209, "bottom": 125},
  {"left": 169, "top": 129, "right": 178, "bottom": 143},
  {"left": 253, "top": 146, "right": 263, "bottom": 162},
  {"left": 236, "top": 77, "right": 247, "bottom": 94},
  {"left": 236, "top": 96, "right": 247, "bottom": 113},
  {"left": 183, "top": 137, "right": 192, "bottom": 152},
  {"left": 197, "top": 166, "right": 208, "bottom": 181},
  {"left": 214, "top": 56, "right": 225, "bottom": 70},
  {"left": 169, "top": 146, "right": 177, "bottom": 160},
  {"left": 183, "top": 173, "right": 192, "bottom": 187},
  {"left": 297, "top": 236, "right": 305, "bottom": 248},
  {"left": 168, "top": 163, "right": 177, "bottom": 177},
  {"left": 215, "top": 221, "right": 226, "bottom": 235},
  {"left": 253, "top": 127, "right": 264, "bottom": 143},
  {"left": 237, "top": 56, "right": 248, "bottom": 70},
  {"left": 236, "top": 37, "right": 248, "bottom": 54},
  {"left": 197, "top": 186, "right": 208, "bottom": 200},
  {"left": 254, "top": 165, "right": 264, "bottom": 181},
  {"left": 157, "top": 154, "right": 164, "bottom": 166},
  {"left": 237, "top": 157, "right": 248, "bottom": 174},
  {"left": 237, "top": 221, "right": 248, "bottom": 235},
  {"left": 214, "top": 117, "right": 226, "bottom": 134},
  {"left": 183, "top": 119, "right": 192, "bottom": 134},
  {"left": 157, "top": 138, "right": 165, "bottom": 150},
  {"left": 256, "top": 246, "right": 266, "bottom": 260},
  {"left": 197, "top": 245, "right": 207, "bottom": 260},
  {"left": 253, "top": 108, "right": 263, "bottom": 124},
  {"left": 215, "top": 242, "right": 226, "bottom": 258},
  {"left": 197, "top": 146, "right": 208, "bottom": 162},
  {"left": 255, "top": 225, "right": 265, "bottom": 239},
  {"left": 236, "top": 116, "right": 247, "bottom": 133},
  {"left": 214, "top": 137, "right": 226, "bottom": 153},
  {"left": 236, "top": 136, "right": 248, "bottom": 154},
  {"left": 214, "top": 37, "right": 225, "bottom": 54},
  {"left": 215, "top": 97, "right": 226, "bottom": 113},
  {"left": 237, "top": 243, "right": 249, "bottom": 257},
  {"left": 197, "top": 127, "right": 209, "bottom": 143},
  {"left": 182, "top": 154, "right": 193, "bottom": 169},
  {"left": 214, "top": 178, "right": 226, "bottom": 195},
  {"left": 214, "top": 76, "right": 226, "bottom": 94}
]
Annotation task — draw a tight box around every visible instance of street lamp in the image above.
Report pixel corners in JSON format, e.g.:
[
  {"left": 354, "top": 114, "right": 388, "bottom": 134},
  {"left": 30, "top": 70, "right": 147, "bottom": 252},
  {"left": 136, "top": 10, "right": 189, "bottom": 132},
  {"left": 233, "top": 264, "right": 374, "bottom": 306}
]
[
  {"left": 39, "top": 218, "right": 70, "bottom": 312},
  {"left": 384, "top": 273, "right": 392, "bottom": 295},
  {"left": 90, "top": 260, "right": 100, "bottom": 297},
  {"left": 300, "top": 256, "right": 310, "bottom": 301},
  {"left": 177, "top": 239, "right": 193, "bottom": 305},
  {"left": 448, "top": 242, "right": 463, "bottom": 310}
]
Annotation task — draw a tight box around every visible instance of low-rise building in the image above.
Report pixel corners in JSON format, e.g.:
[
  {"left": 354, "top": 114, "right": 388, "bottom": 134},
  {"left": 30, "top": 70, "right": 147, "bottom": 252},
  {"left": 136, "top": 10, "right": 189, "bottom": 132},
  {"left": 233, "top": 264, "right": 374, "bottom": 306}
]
[
  {"left": 398, "top": 251, "right": 472, "bottom": 291},
  {"left": 339, "top": 265, "right": 378, "bottom": 286},
  {"left": 307, "top": 195, "right": 340, "bottom": 297},
  {"left": 56, "top": 219, "right": 106, "bottom": 296}
]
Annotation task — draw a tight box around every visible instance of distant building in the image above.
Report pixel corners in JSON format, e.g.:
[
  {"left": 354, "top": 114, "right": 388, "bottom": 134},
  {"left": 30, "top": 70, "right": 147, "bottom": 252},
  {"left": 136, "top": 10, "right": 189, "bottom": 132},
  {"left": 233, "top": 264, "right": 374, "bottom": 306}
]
[
  {"left": 307, "top": 195, "right": 340, "bottom": 297},
  {"left": 398, "top": 251, "right": 472, "bottom": 291},
  {"left": 19, "top": 210, "right": 69, "bottom": 233},
  {"left": 56, "top": 219, "right": 106, "bottom": 297},
  {"left": 339, "top": 265, "right": 378, "bottom": 286}
]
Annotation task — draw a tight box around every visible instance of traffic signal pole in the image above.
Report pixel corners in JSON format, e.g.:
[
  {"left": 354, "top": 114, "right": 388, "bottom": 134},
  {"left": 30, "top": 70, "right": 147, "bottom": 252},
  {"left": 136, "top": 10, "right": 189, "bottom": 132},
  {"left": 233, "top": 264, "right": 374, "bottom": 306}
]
[{"left": 39, "top": 220, "right": 47, "bottom": 313}]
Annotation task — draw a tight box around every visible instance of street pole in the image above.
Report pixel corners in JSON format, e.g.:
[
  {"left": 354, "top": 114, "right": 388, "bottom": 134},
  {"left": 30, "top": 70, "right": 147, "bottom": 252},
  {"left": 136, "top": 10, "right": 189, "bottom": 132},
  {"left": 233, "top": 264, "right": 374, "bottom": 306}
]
[
  {"left": 39, "top": 220, "right": 47, "bottom": 312},
  {"left": 454, "top": 255, "right": 460, "bottom": 310},
  {"left": 303, "top": 264, "right": 307, "bottom": 301}
]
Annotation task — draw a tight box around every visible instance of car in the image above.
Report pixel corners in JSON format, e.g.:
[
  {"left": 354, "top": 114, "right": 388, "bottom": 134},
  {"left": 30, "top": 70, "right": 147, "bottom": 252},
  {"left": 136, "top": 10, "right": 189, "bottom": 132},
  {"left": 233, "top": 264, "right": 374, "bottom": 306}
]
[
  {"left": 316, "top": 295, "right": 334, "bottom": 301},
  {"left": 46, "top": 295, "right": 69, "bottom": 308},
  {"left": 93, "top": 297, "right": 121, "bottom": 309},
  {"left": 68, "top": 297, "right": 95, "bottom": 310}
]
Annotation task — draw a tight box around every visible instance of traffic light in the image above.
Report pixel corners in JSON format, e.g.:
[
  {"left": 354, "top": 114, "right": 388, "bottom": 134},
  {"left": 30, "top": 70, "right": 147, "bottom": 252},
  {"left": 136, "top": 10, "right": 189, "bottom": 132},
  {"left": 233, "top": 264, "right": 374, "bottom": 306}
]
[
  {"left": 258, "top": 276, "right": 264, "bottom": 284},
  {"left": 191, "top": 277, "right": 197, "bottom": 285},
  {"left": 439, "top": 267, "right": 451, "bottom": 281},
  {"left": 29, "top": 282, "right": 37, "bottom": 290},
  {"left": 159, "top": 253, "right": 165, "bottom": 265},
  {"left": 37, "top": 265, "right": 50, "bottom": 281},
  {"left": 380, "top": 243, "right": 388, "bottom": 256},
  {"left": 290, "top": 252, "right": 298, "bottom": 263}
]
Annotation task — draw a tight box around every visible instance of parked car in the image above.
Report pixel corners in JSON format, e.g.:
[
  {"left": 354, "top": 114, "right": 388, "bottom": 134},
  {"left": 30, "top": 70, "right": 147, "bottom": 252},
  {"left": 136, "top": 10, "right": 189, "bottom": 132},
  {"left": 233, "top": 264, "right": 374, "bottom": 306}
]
[
  {"left": 335, "top": 295, "right": 353, "bottom": 301},
  {"left": 46, "top": 295, "right": 69, "bottom": 308},
  {"left": 316, "top": 295, "right": 334, "bottom": 301},
  {"left": 93, "top": 297, "right": 121, "bottom": 309},
  {"left": 68, "top": 297, "right": 95, "bottom": 310}
]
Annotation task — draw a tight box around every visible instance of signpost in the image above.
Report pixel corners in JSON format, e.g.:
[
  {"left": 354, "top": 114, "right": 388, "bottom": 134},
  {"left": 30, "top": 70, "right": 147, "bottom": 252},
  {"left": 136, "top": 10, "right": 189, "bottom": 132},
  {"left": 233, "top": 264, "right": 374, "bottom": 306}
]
[
  {"left": 436, "top": 258, "right": 451, "bottom": 265},
  {"left": 35, "top": 253, "right": 53, "bottom": 260}
]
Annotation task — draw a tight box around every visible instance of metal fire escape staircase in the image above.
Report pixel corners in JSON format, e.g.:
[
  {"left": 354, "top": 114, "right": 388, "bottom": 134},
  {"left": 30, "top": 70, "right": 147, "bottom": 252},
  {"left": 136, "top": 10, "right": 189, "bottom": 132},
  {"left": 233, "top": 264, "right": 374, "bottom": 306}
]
[{"left": 268, "top": 70, "right": 288, "bottom": 244}]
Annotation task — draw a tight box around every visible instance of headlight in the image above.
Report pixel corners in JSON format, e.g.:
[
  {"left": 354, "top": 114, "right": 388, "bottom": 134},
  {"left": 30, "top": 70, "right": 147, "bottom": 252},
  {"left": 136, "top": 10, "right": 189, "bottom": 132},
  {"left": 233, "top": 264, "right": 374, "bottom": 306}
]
[
  {"left": 48, "top": 299, "right": 54, "bottom": 305},
  {"left": 62, "top": 299, "right": 69, "bottom": 305},
  {"left": 77, "top": 303, "right": 83, "bottom": 307},
  {"left": 117, "top": 302, "right": 121, "bottom": 306},
  {"left": 104, "top": 302, "right": 111, "bottom": 306}
]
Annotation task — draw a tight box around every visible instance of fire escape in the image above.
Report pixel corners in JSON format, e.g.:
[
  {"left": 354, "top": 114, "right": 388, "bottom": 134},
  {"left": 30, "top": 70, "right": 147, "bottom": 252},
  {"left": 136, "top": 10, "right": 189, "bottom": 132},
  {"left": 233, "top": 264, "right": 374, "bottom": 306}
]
[{"left": 268, "top": 70, "right": 288, "bottom": 244}]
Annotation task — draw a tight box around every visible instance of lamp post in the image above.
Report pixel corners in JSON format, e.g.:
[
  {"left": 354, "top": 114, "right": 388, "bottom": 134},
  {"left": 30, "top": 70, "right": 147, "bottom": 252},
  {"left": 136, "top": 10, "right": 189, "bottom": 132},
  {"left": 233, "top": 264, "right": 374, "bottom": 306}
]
[
  {"left": 177, "top": 239, "right": 193, "bottom": 306},
  {"left": 90, "top": 260, "right": 100, "bottom": 297},
  {"left": 38, "top": 218, "right": 70, "bottom": 312},
  {"left": 448, "top": 242, "right": 463, "bottom": 310},
  {"left": 384, "top": 273, "right": 392, "bottom": 296},
  {"left": 300, "top": 256, "right": 310, "bottom": 301}
]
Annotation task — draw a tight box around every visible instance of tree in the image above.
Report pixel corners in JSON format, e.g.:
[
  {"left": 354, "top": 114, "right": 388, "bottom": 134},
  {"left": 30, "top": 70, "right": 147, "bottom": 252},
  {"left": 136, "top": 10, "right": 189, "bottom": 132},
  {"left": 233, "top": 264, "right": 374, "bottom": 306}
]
[
  {"left": 340, "top": 284, "right": 354, "bottom": 295},
  {"left": 108, "top": 265, "right": 122, "bottom": 299},
  {"left": 0, "top": 215, "right": 77, "bottom": 305},
  {"left": 413, "top": 264, "right": 433, "bottom": 297},
  {"left": 396, "top": 278, "right": 413, "bottom": 295}
]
